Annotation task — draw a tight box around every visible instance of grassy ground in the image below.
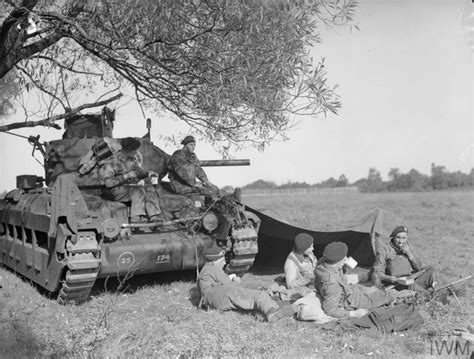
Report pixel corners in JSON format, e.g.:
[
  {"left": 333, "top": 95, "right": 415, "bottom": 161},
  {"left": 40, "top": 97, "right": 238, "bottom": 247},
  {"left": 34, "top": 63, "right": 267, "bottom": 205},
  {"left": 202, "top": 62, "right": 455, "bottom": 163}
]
[{"left": 0, "top": 191, "right": 473, "bottom": 358}]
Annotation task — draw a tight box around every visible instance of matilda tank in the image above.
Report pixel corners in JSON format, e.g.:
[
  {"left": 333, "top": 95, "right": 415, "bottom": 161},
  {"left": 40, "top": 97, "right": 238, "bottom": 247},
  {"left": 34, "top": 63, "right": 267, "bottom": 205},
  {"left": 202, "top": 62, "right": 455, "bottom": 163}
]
[{"left": 0, "top": 108, "right": 260, "bottom": 304}]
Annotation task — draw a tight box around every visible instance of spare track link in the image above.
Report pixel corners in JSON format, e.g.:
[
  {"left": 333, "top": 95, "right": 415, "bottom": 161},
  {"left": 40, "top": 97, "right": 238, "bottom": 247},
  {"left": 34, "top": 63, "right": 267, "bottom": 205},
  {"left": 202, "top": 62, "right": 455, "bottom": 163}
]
[{"left": 226, "top": 226, "right": 259, "bottom": 274}]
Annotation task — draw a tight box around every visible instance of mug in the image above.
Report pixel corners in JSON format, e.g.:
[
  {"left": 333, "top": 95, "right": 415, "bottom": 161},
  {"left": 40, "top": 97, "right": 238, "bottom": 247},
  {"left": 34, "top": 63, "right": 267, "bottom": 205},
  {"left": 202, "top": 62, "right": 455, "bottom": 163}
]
[{"left": 345, "top": 256, "right": 358, "bottom": 270}]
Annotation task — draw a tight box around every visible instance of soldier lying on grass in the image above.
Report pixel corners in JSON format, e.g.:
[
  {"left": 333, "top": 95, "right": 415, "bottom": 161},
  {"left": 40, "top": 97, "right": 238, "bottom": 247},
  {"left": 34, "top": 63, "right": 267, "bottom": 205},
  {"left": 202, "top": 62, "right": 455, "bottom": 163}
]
[
  {"left": 314, "top": 242, "right": 409, "bottom": 319},
  {"left": 198, "top": 246, "right": 295, "bottom": 323}
]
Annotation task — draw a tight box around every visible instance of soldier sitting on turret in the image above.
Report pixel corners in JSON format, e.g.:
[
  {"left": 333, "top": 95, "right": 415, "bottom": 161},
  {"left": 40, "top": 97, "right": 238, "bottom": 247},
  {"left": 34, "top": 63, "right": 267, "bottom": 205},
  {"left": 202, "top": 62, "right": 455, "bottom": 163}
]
[
  {"left": 168, "top": 135, "right": 219, "bottom": 196},
  {"left": 99, "top": 137, "right": 162, "bottom": 223}
]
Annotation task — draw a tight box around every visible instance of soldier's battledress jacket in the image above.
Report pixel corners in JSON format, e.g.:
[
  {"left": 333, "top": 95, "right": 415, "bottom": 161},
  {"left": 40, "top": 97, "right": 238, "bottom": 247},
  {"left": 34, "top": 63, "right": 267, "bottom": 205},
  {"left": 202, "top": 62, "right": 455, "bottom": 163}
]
[
  {"left": 198, "top": 263, "right": 278, "bottom": 315},
  {"left": 100, "top": 151, "right": 144, "bottom": 188},
  {"left": 372, "top": 240, "right": 437, "bottom": 289},
  {"left": 314, "top": 259, "right": 394, "bottom": 318},
  {"left": 168, "top": 149, "right": 209, "bottom": 194},
  {"left": 99, "top": 150, "right": 161, "bottom": 218}
]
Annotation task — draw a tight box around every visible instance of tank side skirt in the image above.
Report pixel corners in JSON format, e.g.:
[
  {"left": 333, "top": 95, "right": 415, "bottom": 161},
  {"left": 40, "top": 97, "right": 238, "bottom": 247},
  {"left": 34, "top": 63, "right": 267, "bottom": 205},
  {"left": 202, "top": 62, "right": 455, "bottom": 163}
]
[{"left": 0, "top": 209, "right": 65, "bottom": 292}]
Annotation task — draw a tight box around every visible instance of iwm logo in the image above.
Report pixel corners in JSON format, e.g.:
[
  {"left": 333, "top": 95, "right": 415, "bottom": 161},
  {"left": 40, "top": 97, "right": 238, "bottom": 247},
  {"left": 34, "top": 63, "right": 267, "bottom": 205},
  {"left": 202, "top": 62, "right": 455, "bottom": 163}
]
[{"left": 429, "top": 339, "right": 472, "bottom": 357}]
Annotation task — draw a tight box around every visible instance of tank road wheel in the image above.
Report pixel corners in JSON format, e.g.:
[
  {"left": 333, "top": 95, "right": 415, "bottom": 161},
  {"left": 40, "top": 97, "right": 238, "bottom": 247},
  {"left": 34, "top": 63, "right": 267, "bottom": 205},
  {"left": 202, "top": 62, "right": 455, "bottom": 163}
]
[{"left": 57, "top": 252, "right": 100, "bottom": 305}]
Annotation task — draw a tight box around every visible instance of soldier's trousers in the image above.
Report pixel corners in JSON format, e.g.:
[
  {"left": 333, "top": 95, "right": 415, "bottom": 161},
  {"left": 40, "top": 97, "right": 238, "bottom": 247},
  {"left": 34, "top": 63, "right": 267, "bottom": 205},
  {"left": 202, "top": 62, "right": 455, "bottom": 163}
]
[
  {"left": 170, "top": 180, "right": 219, "bottom": 196},
  {"left": 393, "top": 266, "right": 440, "bottom": 291},
  {"left": 345, "top": 285, "right": 394, "bottom": 311},
  {"left": 107, "top": 185, "right": 161, "bottom": 218},
  {"left": 414, "top": 267, "right": 438, "bottom": 290},
  {"left": 202, "top": 284, "right": 279, "bottom": 316}
]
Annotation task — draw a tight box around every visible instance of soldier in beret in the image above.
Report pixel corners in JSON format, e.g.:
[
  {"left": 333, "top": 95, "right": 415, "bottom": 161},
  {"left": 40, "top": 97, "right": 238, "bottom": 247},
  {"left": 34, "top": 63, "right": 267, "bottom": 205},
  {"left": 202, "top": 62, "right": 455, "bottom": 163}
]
[
  {"left": 168, "top": 136, "right": 219, "bottom": 195},
  {"left": 314, "top": 242, "right": 397, "bottom": 319},
  {"left": 198, "top": 246, "right": 296, "bottom": 323},
  {"left": 371, "top": 225, "right": 440, "bottom": 291},
  {"left": 284, "top": 233, "right": 317, "bottom": 291},
  {"left": 99, "top": 137, "right": 162, "bottom": 223}
]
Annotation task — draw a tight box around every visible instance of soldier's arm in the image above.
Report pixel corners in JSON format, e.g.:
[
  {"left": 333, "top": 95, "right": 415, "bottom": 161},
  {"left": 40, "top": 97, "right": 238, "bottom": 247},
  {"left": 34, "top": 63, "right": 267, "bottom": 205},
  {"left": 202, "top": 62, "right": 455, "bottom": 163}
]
[
  {"left": 404, "top": 243, "right": 423, "bottom": 272},
  {"left": 212, "top": 266, "right": 233, "bottom": 285},
  {"left": 100, "top": 163, "right": 121, "bottom": 188},
  {"left": 372, "top": 246, "right": 397, "bottom": 284},
  {"left": 170, "top": 151, "right": 196, "bottom": 186},
  {"left": 320, "top": 281, "right": 350, "bottom": 318},
  {"left": 195, "top": 163, "right": 209, "bottom": 184},
  {"left": 100, "top": 162, "right": 135, "bottom": 188},
  {"left": 285, "top": 260, "right": 311, "bottom": 289}
]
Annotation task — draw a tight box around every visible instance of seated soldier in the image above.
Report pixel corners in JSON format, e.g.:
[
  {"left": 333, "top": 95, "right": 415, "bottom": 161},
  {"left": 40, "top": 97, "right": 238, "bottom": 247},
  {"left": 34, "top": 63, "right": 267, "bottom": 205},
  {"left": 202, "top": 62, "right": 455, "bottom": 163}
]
[
  {"left": 168, "top": 135, "right": 219, "bottom": 196},
  {"left": 371, "top": 225, "right": 440, "bottom": 291},
  {"left": 314, "top": 242, "right": 398, "bottom": 319},
  {"left": 284, "top": 233, "right": 317, "bottom": 295},
  {"left": 198, "top": 246, "right": 296, "bottom": 323},
  {"left": 99, "top": 137, "right": 162, "bottom": 223}
]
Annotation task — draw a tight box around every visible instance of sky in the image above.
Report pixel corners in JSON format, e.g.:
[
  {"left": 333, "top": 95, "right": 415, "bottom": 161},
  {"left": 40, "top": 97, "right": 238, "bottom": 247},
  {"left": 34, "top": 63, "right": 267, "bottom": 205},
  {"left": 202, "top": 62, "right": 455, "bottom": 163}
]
[{"left": 0, "top": 0, "right": 472, "bottom": 191}]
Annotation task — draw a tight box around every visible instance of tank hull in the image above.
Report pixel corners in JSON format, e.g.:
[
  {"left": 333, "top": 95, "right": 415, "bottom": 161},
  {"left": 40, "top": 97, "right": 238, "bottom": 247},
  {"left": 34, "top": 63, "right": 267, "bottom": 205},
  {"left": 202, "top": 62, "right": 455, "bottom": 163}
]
[
  {"left": 0, "top": 183, "right": 259, "bottom": 303},
  {"left": 98, "top": 231, "right": 213, "bottom": 278}
]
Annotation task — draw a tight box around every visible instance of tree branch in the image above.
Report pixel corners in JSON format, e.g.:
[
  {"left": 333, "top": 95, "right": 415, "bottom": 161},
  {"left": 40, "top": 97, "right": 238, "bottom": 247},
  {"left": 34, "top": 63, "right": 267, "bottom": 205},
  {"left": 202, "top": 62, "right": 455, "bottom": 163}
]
[{"left": 0, "top": 93, "right": 122, "bottom": 132}]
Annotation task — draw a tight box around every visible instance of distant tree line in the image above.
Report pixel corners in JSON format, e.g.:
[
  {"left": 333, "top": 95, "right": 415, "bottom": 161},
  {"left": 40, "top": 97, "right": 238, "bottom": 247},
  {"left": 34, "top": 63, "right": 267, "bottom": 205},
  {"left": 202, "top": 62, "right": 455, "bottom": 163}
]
[{"left": 242, "top": 164, "right": 474, "bottom": 192}]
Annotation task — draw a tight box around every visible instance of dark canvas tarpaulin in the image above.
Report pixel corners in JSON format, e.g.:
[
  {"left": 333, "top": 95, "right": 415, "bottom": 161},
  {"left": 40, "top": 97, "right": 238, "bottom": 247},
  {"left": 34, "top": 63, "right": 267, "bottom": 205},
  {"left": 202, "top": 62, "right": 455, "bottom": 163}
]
[{"left": 246, "top": 206, "right": 383, "bottom": 270}]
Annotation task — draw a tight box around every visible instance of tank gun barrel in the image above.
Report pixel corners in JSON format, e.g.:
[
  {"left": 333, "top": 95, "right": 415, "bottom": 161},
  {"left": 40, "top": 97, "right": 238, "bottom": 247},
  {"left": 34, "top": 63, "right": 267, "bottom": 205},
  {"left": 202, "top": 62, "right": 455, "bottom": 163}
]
[{"left": 200, "top": 159, "right": 250, "bottom": 167}]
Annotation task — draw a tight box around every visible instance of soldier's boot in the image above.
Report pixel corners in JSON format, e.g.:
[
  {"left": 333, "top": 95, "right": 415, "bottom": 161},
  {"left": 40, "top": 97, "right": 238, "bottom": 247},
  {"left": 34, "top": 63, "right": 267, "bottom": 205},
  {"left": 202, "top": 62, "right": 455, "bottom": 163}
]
[
  {"left": 149, "top": 213, "right": 165, "bottom": 223},
  {"left": 266, "top": 305, "right": 296, "bottom": 323},
  {"left": 131, "top": 215, "right": 147, "bottom": 224}
]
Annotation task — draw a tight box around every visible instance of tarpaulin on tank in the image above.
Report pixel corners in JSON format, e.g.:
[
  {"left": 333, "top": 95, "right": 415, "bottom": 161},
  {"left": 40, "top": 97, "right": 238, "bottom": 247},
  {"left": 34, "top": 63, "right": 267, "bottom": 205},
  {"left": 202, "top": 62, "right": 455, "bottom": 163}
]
[
  {"left": 45, "top": 138, "right": 170, "bottom": 187},
  {"left": 48, "top": 173, "right": 90, "bottom": 237},
  {"left": 246, "top": 207, "right": 383, "bottom": 270}
]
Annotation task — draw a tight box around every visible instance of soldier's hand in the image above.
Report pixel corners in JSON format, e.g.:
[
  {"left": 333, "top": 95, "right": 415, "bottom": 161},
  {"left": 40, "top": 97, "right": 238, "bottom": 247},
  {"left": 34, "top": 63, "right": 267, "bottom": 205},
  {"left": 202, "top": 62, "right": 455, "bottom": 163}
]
[
  {"left": 349, "top": 309, "right": 369, "bottom": 318},
  {"left": 148, "top": 171, "right": 158, "bottom": 179},
  {"left": 194, "top": 182, "right": 204, "bottom": 189},
  {"left": 402, "top": 248, "right": 414, "bottom": 260},
  {"left": 388, "top": 276, "right": 400, "bottom": 284},
  {"left": 228, "top": 274, "right": 241, "bottom": 283},
  {"left": 125, "top": 171, "right": 139, "bottom": 180}
]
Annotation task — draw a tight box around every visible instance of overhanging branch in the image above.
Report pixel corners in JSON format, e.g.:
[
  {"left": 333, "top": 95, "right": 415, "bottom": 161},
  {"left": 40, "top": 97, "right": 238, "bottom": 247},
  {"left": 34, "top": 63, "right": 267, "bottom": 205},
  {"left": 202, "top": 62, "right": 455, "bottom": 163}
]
[{"left": 0, "top": 93, "right": 122, "bottom": 132}]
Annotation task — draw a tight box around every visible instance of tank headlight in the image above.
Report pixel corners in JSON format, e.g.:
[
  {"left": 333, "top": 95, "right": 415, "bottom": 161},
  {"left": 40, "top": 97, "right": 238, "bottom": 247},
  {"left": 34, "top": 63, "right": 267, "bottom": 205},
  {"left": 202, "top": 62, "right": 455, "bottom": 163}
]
[
  {"left": 202, "top": 212, "right": 219, "bottom": 233},
  {"left": 102, "top": 218, "right": 120, "bottom": 239}
]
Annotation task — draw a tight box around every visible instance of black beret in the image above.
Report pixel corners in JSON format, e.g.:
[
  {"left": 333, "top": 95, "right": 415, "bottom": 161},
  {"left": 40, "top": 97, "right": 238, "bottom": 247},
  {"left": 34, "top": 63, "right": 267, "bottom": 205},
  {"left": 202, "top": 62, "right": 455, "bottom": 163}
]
[
  {"left": 181, "top": 135, "right": 196, "bottom": 146},
  {"left": 323, "top": 242, "right": 348, "bottom": 264},
  {"left": 390, "top": 226, "right": 408, "bottom": 238},
  {"left": 294, "top": 233, "right": 314, "bottom": 252},
  {"left": 204, "top": 245, "right": 225, "bottom": 261},
  {"left": 120, "top": 137, "right": 141, "bottom": 151}
]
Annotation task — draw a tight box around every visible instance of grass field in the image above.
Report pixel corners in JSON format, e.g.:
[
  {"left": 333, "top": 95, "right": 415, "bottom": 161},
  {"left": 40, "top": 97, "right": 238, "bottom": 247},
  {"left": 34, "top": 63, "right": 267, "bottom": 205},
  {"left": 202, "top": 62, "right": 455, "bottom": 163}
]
[{"left": 0, "top": 191, "right": 473, "bottom": 358}]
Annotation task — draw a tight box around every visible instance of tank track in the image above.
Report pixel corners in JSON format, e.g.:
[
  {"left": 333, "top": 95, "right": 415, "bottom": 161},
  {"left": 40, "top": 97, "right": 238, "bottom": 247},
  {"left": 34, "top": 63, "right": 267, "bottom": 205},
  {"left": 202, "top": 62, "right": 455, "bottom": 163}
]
[{"left": 57, "top": 234, "right": 100, "bottom": 305}]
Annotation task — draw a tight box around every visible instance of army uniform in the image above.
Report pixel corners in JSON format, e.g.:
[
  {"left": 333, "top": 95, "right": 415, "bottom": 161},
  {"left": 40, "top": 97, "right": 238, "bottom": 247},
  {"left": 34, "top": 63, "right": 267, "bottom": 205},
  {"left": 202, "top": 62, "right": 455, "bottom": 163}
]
[
  {"left": 198, "top": 263, "right": 279, "bottom": 315},
  {"left": 372, "top": 240, "right": 438, "bottom": 290},
  {"left": 100, "top": 150, "right": 161, "bottom": 220},
  {"left": 168, "top": 148, "right": 218, "bottom": 195},
  {"left": 284, "top": 251, "right": 317, "bottom": 289},
  {"left": 314, "top": 259, "right": 395, "bottom": 318}
]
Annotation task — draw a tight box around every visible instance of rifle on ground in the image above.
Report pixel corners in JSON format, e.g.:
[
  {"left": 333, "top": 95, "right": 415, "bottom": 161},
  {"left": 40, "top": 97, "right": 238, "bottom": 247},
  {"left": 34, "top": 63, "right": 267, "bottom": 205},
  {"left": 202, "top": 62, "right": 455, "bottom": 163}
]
[{"left": 433, "top": 275, "right": 471, "bottom": 294}]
